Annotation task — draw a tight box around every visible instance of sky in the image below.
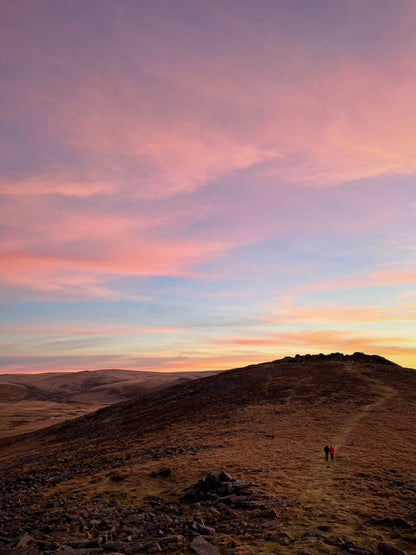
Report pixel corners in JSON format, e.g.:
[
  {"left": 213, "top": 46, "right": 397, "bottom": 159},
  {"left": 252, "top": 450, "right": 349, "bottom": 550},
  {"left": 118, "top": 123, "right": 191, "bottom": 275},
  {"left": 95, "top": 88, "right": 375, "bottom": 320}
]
[{"left": 1, "top": 0, "right": 415, "bottom": 373}]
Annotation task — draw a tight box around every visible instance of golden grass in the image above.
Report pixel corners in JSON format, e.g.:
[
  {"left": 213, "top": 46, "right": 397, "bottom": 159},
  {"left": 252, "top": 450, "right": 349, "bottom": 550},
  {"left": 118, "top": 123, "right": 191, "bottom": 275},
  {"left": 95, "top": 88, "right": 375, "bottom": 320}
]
[{"left": 0, "top": 400, "right": 107, "bottom": 438}]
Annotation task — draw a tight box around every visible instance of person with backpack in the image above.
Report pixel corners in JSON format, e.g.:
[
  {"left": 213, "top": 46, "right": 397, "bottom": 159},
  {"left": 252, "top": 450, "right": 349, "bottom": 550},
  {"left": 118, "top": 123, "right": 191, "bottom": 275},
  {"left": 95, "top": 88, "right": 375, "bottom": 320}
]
[
  {"left": 324, "top": 445, "right": 329, "bottom": 461},
  {"left": 329, "top": 445, "right": 335, "bottom": 461}
]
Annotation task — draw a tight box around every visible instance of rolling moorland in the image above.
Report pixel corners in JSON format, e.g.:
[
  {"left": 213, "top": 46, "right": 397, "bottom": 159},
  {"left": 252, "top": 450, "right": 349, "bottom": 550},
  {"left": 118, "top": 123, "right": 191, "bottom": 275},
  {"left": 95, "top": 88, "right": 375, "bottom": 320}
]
[
  {"left": 1, "top": 353, "right": 416, "bottom": 555},
  {"left": 0, "top": 369, "right": 218, "bottom": 438}
]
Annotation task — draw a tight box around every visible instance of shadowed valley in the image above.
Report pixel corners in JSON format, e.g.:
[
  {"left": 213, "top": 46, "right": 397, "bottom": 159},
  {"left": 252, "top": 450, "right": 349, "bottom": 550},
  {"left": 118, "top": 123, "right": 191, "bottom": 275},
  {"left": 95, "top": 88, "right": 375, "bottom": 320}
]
[{"left": 1, "top": 353, "right": 416, "bottom": 554}]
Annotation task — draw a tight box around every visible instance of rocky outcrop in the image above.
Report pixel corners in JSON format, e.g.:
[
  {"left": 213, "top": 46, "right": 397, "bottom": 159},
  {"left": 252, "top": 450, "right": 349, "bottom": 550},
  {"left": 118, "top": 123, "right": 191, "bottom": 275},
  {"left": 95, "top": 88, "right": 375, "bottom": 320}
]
[
  {"left": 0, "top": 469, "right": 299, "bottom": 554},
  {"left": 181, "top": 469, "right": 256, "bottom": 504},
  {"left": 1, "top": 464, "right": 412, "bottom": 554}
]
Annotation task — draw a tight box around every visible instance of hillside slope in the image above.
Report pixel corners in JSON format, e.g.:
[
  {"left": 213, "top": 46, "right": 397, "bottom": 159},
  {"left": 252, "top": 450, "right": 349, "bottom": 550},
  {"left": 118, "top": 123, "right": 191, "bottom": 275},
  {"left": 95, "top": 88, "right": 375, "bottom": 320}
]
[
  {"left": 0, "top": 368, "right": 219, "bottom": 437},
  {"left": 0, "top": 368, "right": 219, "bottom": 403},
  {"left": 1, "top": 353, "right": 416, "bottom": 554}
]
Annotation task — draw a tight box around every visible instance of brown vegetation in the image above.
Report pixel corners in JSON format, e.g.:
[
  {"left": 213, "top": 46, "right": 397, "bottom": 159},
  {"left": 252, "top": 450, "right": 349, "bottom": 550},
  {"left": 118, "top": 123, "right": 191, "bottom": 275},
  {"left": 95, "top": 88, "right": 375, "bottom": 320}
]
[
  {"left": 0, "top": 369, "right": 218, "bottom": 437},
  {"left": 1, "top": 353, "right": 416, "bottom": 554}
]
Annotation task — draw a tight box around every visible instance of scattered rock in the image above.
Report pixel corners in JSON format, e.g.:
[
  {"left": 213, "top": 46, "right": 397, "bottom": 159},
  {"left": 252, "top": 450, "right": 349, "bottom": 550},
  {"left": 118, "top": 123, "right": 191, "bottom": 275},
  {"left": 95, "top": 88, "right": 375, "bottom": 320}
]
[
  {"left": 2, "top": 464, "right": 408, "bottom": 555},
  {"left": 109, "top": 473, "right": 125, "bottom": 482},
  {"left": 15, "top": 533, "right": 34, "bottom": 549},
  {"left": 191, "top": 521, "right": 216, "bottom": 535},
  {"left": 159, "top": 534, "right": 184, "bottom": 547},
  {"left": 0, "top": 549, "right": 41, "bottom": 555},
  {"left": 190, "top": 536, "right": 220, "bottom": 555},
  {"left": 69, "top": 538, "right": 101, "bottom": 549},
  {"left": 265, "top": 532, "right": 289, "bottom": 545},
  {"left": 376, "top": 543, "right": 407, "bottom": 555},
  {"left": 181, "top": 470, "right": 256, "bottom": 504},
  {"left": 325, "top": 535, "right": 359, "bottom": 550},
  {"left": 253, "top": 508, "right": 278, "bottom": 520},
  {"left": 52, "top": 548, "right": 89, "bottom": 554},
  {"left": 317, "top": 524, "right": 331, "bottom": 532},
  {"left": 149, "top": 446, "right": 208, "bottom": 460},
  {"left": 102, "top": 541, "right": 130, "bottom": 552},
  {"left": 149, "top": 467, "right": 172, "bottom": 478},
  {"left": 142, "top": 541, "right": 162, "bottom": 553},
  {"left": 372, "top": 516, "right": 414, "bottom": 528}
]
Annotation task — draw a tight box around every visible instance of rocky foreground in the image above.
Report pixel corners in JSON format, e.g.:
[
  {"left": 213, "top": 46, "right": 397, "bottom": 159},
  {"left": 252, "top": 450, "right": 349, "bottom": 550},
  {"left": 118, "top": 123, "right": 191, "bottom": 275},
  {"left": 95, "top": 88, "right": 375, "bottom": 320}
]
[
  {"left": 0, "top": 468, "right": 410, "bottom": 554},
  {"left": 1, "top": 353, "right": 416, "bottom": 554}
]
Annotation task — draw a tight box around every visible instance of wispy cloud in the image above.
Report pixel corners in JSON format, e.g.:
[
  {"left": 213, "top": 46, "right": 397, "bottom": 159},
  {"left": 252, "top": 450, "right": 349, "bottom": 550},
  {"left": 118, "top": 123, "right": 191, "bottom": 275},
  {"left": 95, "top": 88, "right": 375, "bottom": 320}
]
[
  {"left": 212, "top": 329, "right": 416, "bottom": 361},
  {"left": 3, "top": 4, "right": 416, "bottom": 200},
  {"left": 292, "top": 264, "right": 416, "bottom": 295},
  {"left": 1, "top": 1, "right": 416, "bottom": 370},
  {"left": 0, "top": 325, "right": 178, "bottom": 336},
  {"left": 266, "top": 295, "right": 416, "bottom": 324},
  {"left": 0, "top": 177, "right": 118, "bottom": 197}
]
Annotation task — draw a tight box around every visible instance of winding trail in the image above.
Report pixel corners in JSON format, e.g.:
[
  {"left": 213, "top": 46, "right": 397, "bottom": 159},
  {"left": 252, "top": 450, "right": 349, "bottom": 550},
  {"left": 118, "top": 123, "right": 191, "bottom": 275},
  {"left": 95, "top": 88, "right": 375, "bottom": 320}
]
[{"left": 300, "top": 363, "right": 397, "bottom": 513}]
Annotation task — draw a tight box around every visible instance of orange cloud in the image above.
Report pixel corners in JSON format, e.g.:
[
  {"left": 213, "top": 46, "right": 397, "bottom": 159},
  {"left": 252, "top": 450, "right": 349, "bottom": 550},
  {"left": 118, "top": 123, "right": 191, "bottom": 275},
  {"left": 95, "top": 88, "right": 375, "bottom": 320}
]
[
  {"left": 211, "top": 328, "right": 416, "bottom": 366},
  {"left": 267, "top": 295, "right": 416, "bottom": 325},
  {"left": 220, "top": 329, "right": 410, "bottom": 347}
]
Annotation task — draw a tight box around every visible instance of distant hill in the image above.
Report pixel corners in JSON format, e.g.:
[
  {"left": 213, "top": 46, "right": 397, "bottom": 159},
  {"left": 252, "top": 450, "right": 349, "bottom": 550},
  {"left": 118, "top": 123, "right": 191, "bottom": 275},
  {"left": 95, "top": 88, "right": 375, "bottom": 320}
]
[
  {"left": 0, "top": 368, "right": 219, "bottom": 404},
  {"left": 0, "top": 381, "right": 38, "bottom": 402},
  {"left": 1, "top": 353, "right": 415, "bottom": 555},
  {"left": 0, "top": 368, "right": 220, "bottom": 437}
]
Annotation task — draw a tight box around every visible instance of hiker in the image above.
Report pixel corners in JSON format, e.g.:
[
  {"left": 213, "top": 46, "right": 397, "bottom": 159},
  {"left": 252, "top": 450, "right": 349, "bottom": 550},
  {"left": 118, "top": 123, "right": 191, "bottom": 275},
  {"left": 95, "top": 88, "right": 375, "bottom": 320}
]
[
  {"left": 329, "top": 445, "right": 335, "bottom": 461},
  {"left": 324, "top": 445, "right": 329, "bottom": 461}
]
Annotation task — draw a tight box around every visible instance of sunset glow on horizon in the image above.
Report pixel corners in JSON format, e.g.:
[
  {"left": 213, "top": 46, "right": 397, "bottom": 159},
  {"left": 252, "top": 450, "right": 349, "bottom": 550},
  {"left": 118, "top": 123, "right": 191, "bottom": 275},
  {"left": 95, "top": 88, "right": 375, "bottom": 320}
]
[{"left": 1, "top": 0, "right": 415, "bottom": 373}]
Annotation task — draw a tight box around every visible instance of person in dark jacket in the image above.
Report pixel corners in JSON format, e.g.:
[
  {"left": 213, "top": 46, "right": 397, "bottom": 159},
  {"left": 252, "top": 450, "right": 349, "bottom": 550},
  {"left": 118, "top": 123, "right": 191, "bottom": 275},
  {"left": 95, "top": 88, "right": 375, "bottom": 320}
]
[
  {"left": 329, "top": 445, "right": 335, "bottom": 461},
  {"left": 324, "top": 445, "right": 329, "bottom": 461}
]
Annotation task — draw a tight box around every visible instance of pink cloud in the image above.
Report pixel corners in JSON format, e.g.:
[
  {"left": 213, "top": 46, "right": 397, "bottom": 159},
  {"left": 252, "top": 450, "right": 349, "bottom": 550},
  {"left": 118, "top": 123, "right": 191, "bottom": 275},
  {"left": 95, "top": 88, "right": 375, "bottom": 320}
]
[
  {"left": 3, "top": 52, "right": 416, "bottom": 206},
  {"left": 0, "top": 235, "right": 234, "bottom": 295},
  {"left": 0, "top": 325, "right": 178, "bottom": 336},
  {"left": 292, "top": 264, "right": 416, "bottom": 295},
  {"left": 4, "top": 2, "right": 416, "bottom": 204},
  {"left": 0, "top": 177, "right": 118, "bottom": 197},
  {"left": 58, "top": 82, "right": 275, "bottom": 199},
  {"left": 128, "top": 41, "right": 416, "bottom": 192},
  {"left": 0, "top": 268, "right": 115, "bottom": 298},
  {"left": 0, "top": 190, "right": 247, "bottom": 296},
  {"left": 266, "top": 295, "right": 416, "bottom": 325},
  {"left": 9, "top": 39, "right": 416, "bottom": 201},
  {"left": 370, "top": 267, "right": 416, "bottom": 286}
]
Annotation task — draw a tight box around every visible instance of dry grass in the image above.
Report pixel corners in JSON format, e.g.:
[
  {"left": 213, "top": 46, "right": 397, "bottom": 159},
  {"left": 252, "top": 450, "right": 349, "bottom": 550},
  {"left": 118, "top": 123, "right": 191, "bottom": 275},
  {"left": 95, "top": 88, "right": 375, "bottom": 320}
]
[
  {"left": 2, "top": 355, "right": 416, "bottom": 554},
  {"left": 0, "top": 369, "right": 219, "bottom": 437},
  {"left": 0, "top": 400, "right": 106, "bottom": 438}
]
